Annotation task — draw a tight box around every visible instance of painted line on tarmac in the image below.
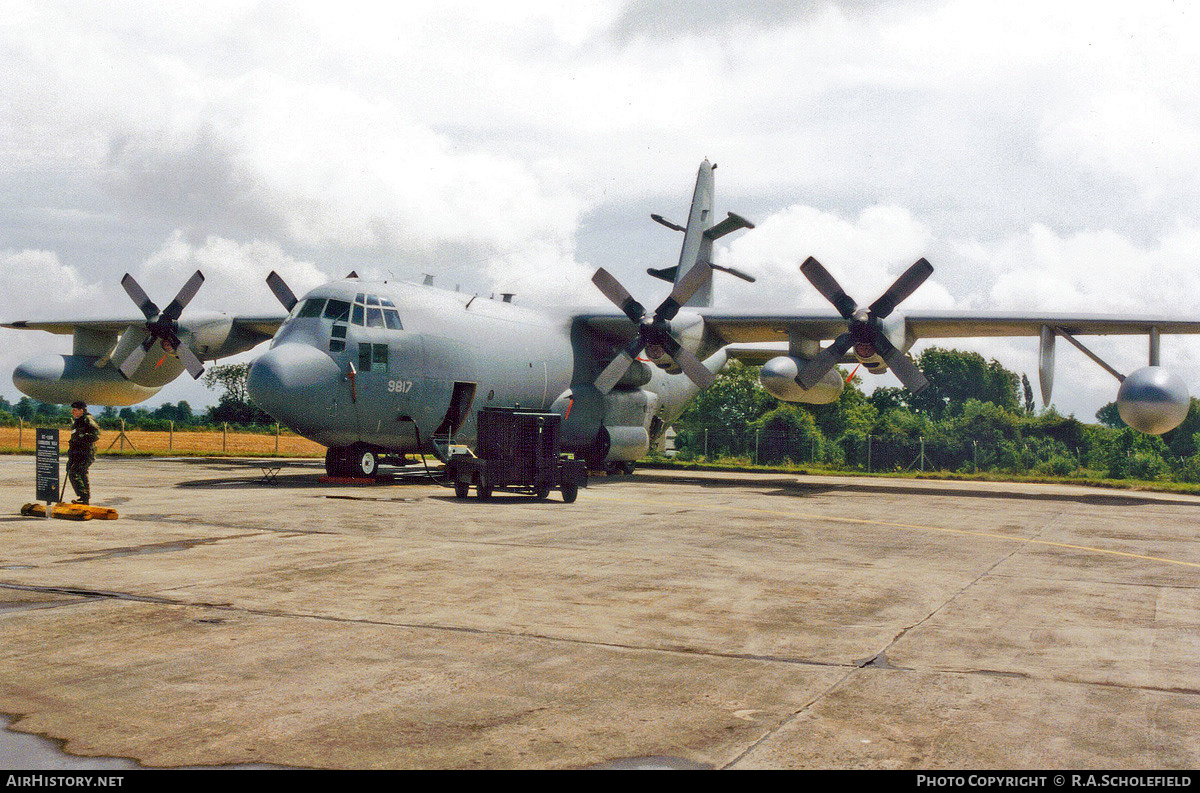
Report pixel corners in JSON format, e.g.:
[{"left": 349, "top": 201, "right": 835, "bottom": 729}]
[{"left": 589, "top": 492, "right": 1200, "bottom": 571}]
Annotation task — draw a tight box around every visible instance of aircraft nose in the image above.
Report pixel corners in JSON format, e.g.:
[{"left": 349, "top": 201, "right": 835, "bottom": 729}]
[{"left": 247, "top": 344, "right": 342, "bottom": 427}]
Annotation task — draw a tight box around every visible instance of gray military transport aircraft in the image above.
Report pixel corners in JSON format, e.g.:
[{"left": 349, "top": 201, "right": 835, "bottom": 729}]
[{"left": 7, "top": 161, "right": 1200, "bottom": 477}]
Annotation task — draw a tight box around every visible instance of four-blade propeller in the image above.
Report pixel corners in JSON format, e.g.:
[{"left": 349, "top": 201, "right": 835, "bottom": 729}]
[
  {"left": 795, "top": 257, "right": 932, "bottom": 393},
  {"left": 590, "top": 263, "right": 717, "bottom": 394},
  {"left": 111, "top": 270, "right": 207, "bottom": 380}
]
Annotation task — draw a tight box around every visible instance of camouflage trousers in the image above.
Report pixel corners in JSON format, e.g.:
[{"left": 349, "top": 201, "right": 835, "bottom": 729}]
[{"left": 65, "top": 455, "right": 93, "bottom": 504}]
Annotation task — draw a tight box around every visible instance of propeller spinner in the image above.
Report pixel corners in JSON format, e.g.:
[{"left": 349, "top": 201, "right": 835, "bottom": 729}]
[
  {"left": 112, "top": 270, "right": 207, "bottom": 380},
  {"left": 796, "top": 257, "right": 932, "bottom": 393},
  {"left": 591, "top": 263, "right": 716, "bottom": 394}
]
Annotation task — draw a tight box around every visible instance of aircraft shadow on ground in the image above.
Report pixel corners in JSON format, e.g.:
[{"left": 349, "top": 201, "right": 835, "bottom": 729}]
[
  {"left": 165, "top": 461, "right": 1200, "bottom": 509},
  {"left": 633, "top": 470, "right": 1200, "bottom": 508}
]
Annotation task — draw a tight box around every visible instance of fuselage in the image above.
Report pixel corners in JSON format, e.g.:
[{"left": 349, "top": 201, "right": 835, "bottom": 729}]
[{"left": 247, "top": 279, "right": 577, "bottom": 454}]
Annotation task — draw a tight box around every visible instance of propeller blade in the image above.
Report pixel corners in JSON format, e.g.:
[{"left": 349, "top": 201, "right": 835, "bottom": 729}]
[
  {"left": 800, "top": 257, "right": 857, "bottom": 319},
  {"left": 655, "top": 262, "right": 712, "bottom": 323},
  {"left": 592, "top": 268, "right": 646, "bottom": 323},
  {"left": 160, "top": 270, "right": 205, "bottom": 322},
  {"left": 671, "top": 345, "right": 717, "bottom": 390},
  {"left": 266, "top": 271, "right": 298, "bottom": 311},
  {"left": 121, "top": 274, "right": 160, "bottom": 320},
  {"left": 796, "top": 333, "right": 854, "bottom": 390},
  {"left": 594, "top": 338, "right": 647, "bottom": 395},
  {"left": 104, "top": 325, "right": 147, "bottom": 369},
  {"left": 117, "top": 338, "right": 151, "bottom": 380},
  {"left": 869, "top": 327, "right": 929, "bottom": 393},
  {"left": 176, "top": 342, "right": 206, "bottom": 379},
  {"left": 868, "top": 258, "right": 933, "bottom": 320},
  {"left": 882, "top": 347, "right": 929, "bottom": 393}
]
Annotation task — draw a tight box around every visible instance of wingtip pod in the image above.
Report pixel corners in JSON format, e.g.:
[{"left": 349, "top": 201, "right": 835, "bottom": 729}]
[{"left": 1116, "top": 366, "right": 1190, "bottom": 434}]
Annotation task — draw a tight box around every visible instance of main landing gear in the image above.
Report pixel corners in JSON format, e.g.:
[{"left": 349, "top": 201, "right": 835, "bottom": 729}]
[{"left": 325, "top": 444, "right": 379, "bottom": 478}]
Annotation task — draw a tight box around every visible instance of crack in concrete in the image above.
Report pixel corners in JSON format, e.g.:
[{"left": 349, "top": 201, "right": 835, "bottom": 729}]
[{"left": 721, "top": 510, "right": 1069, "bottom": 769}]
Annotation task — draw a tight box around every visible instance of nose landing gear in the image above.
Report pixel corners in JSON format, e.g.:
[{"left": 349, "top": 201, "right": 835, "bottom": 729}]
[{"left": 324, "top": 443, "right": 379, "bottom": 478}]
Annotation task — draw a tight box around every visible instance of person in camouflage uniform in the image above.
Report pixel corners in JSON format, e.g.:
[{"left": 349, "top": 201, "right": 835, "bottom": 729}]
[{"left": 67, "top": 400, "right": 100, "bottom": 504}]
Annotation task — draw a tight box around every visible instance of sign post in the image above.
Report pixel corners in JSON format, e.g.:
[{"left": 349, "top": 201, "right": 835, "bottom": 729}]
[{"left": 35, "top": 428, "right": 59, "bottom": 519}]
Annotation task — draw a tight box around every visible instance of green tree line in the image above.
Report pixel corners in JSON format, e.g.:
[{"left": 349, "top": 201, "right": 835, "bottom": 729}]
[{"left": 672, "top": 347, "right": 1200, "bottom": 484}]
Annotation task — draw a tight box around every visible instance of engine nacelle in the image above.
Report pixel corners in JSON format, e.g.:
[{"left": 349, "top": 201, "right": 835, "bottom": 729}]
[
  {"left": 13, "top": 354, "right": 161, "bottom": 406},
  {"left": 760, "top": 356, "right": 845, "bottom": 404},
  {"left": 1116, "top": 366, "right": 1190, "bottom": 435}
]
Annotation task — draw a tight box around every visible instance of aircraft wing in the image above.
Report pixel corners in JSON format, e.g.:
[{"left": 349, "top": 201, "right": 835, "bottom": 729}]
[
  {"left": 2, "top": 313, "right": 287, "bottom": 358},
  {"left": 2, "top": 317, "right": 144, "bottom": 335},
  {"left": 695, "top": 310, "right": 1200, "bottom": 343},
  {"left": 582, "top": 309, "right": 1200, "bottom": 371}
]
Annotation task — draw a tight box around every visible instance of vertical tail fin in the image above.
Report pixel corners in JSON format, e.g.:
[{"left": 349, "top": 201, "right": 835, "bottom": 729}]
[
  {"left": 647, "top": 160, "right": 755, "bottom": 307},
  {"left": 674, "top": 160, "right": 717, "bottom": 307}
]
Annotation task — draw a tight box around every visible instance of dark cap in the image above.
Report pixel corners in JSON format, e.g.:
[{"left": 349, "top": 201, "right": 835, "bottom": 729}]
[{"left": 70, "top": 400, "right": 87, "bottom": 410}]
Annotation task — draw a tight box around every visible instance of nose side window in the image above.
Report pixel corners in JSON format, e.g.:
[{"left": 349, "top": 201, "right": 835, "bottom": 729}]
[
  {"left": 329, "top": 323, "right": 346, "bottom": 353},
  {"left": 297, "top": 298, "right": 326, "bottom": 318}
]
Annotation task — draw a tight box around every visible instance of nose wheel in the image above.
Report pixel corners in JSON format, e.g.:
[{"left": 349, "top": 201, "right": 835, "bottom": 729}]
[{"left": 325, "top": 444, "right": 379, "bottom": 478}]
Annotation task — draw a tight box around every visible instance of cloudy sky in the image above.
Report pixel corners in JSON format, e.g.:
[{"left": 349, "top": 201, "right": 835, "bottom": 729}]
[{"left": 3, "top": 0, "right": 1199, "bottom": 419}]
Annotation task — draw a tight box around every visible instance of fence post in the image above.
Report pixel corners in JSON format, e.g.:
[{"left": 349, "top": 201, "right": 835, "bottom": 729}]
[
  {"left": 920, "top": 436, "right": 925, "bottom": 471},
  {"left": 867, "top": 435, "right": 872, "bottom": 473},
  {"left": 119, "top": 419, "right": 126, "bottom": 451},
  {"left": 754, "top": 429, "right": 760, "bottom": 465},
  {"left": 704, "top": 428, "right": 708, "bottom": 459},
  {"left": 275, "top": 423, "right": 280, "bottom": 454},
  {"left": 169, "top": 420, "right": 173, "bottom": 452},
  {"left": 223, "top": 422, "right": 227, "bottom": 452},
  {"left": 18, "top": 418, "right": 22, "bottom": 449}
]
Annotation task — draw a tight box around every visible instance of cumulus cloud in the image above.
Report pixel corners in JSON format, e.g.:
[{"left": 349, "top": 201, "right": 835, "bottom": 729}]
[
  {"left": 3, "top": 0, "right": 1200, "bottom": 419},
  {"left": 136, "top": 232, "right": 328, "bottom": 315},
  {"left": 0, "top": 248, "right": 100, "bottom": 316},
  {"left": 717, "top": 203, "right": 953, "bottom": 312}
]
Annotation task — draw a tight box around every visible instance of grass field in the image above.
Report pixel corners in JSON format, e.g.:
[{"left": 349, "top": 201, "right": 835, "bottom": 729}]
[{"left": 0, "top": 425, "right": 326, "bottom": 457}]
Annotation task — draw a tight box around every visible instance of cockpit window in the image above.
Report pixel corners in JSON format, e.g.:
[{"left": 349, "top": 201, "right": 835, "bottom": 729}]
[
  {"left": 383, "top": 309, "right": 403, "bottom": 330},
  {"left": 365, "top": 295, "right": 379, "bottom": 306},
  {"left": 297, "top": 298, "right": 326, "bottom": 318},
  {"left": 323, "top": 299, "right": 351, "bottom": 322},
  {"left": 351, "top": 304, "right": 364, "bottom": 326},
  {"left": 366, "top": 307, "right": 385, "bottom": 328}
]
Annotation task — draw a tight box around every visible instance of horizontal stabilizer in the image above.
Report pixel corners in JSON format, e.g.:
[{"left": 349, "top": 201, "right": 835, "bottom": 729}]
[
  {"left": 647, "top": 265, "right": 678, "bottom": 283},
  {"left": 651, "top": 214, "right": 686, "bottom": 232},
  {"left": 703, "top": 212, "right": 755, "bottom": 241},
  {"left": 708, "top": 263, "right": 756, "bottom": 283}
]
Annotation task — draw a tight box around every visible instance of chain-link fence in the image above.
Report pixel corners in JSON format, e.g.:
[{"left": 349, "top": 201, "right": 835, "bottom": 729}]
[{"left": 669, "top": 427, "right": 1093, "bottom": 475}]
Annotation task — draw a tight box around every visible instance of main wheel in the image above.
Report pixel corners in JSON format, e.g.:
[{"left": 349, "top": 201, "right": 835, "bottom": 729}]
[
  {"left": 454, "top": 480, "right": 470, "bottom": 498},
  {"left": 561, "top": 483, "right": 578, "bottom": 503},
  {"left": 534, "top": 485, "right": 551, "bottom": 500}
]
